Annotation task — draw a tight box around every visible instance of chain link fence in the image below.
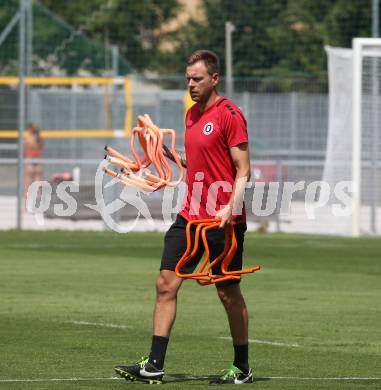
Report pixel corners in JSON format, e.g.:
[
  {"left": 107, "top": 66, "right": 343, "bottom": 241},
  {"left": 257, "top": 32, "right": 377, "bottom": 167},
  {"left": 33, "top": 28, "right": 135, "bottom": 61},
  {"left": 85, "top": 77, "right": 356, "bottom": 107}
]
[{"left": 0, "top": 0, "right": 380, "bottom": 235}]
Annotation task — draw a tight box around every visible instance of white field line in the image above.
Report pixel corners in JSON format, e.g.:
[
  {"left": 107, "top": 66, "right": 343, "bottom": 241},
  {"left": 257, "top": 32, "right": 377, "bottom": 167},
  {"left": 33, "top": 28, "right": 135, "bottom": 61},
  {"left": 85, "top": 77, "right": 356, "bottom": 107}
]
[
  {"left": 217, "top": 336, "right": 300, "bottom": 347},
  {"left": 6, "top": 243, "right": 160, "bottom": 249},
  {"left": 6, "top": 244, "right": 118, "bottom": 249},
  {"left": 265, "top": 377, "right": 381, "bottom": 381},
  {"left": 0, "top": 377, "right": 122, "bottom": 383},
  {"left": 0, "top": 376, "right": 380, "bottom": 383},
  {"left": 69, "top": 320, "right": 131, "bottom": 330}
]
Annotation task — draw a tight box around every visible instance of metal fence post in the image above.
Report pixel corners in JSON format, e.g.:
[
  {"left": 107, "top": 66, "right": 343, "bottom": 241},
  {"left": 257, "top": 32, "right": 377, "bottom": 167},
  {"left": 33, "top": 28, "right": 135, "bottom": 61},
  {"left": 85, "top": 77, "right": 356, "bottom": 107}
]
[
  {"left": 225, "top": 21, "right": 235, "bottom": 99},
  {"left": 17, "top": 0, "right": 27, "bottom": 230},
  {"left": 290, "top": 92, "right": 297, "bottom": 153},
  {"left": 26, "top": 0, "right": 33, "bottom": 76},
  {"left": 275, "top": 159, "right": 282, "bottom": 233},
  {"left": 112, "top": 45, "right": 121, "bottom": 226},
  {"left": 371, "top": 0, "right": 380, "bottom": 233}
]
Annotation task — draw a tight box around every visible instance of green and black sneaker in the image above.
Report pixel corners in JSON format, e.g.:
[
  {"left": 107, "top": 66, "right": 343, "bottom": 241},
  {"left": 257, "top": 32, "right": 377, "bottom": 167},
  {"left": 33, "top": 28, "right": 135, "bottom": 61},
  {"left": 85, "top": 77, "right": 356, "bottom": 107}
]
[
  {"left": 114, "top": 356, "right": 164, "bottom": 384},
  {"left": 210, "top": 365, "right": 253, "bottom": 385}
]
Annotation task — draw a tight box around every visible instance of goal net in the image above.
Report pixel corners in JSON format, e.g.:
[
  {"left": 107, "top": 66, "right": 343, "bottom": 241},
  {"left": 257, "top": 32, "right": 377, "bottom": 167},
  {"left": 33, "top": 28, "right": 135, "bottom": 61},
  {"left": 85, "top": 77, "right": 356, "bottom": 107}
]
[{"left": 323, "top": 39, "right": 381, "bottom": 236}]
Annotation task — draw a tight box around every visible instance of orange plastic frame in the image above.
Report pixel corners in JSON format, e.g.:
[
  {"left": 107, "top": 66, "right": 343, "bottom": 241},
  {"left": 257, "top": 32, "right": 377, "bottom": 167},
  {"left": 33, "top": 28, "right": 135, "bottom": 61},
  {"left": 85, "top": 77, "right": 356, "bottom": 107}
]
[
  {"left": 104, "top": 114, "right": 184, "bottom": 192},
  {"left": 175, "top": 218, "right": 260, "bottom": 285}
]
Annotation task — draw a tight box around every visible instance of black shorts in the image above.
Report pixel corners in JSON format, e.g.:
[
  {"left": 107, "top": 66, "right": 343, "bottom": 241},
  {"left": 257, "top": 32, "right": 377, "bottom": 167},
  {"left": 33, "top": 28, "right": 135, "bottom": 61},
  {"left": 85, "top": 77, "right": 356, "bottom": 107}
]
[{"left": 161, "top": 214, "right": 247, "bottom": 283}]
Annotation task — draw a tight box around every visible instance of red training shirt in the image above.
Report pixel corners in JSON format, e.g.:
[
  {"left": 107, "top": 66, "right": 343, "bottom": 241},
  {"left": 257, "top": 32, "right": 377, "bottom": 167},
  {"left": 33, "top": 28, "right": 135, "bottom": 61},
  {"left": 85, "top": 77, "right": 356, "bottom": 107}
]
[{"left": 179, "top": 96, "right": 249, "bottom": 224}]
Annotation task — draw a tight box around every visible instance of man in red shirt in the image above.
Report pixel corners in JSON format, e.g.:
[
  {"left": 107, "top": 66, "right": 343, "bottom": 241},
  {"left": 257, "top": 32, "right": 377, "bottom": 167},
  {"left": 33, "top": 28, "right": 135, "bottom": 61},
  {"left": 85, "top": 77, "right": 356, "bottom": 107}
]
[{"left": 115, "top": 50, "right": 253, "bottom": 385}]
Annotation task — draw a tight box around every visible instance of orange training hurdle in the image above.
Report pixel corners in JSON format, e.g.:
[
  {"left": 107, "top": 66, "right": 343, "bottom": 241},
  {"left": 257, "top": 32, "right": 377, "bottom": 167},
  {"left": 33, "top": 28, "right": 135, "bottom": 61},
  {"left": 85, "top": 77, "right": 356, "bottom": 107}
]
[{"left": 175, "top": 218, "right": 260, "bottom": 285}]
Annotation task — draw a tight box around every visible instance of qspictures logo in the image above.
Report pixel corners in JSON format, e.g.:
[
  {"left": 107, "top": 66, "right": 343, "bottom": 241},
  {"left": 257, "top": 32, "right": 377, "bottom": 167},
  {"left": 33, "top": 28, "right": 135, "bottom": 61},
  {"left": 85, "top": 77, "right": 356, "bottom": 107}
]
[{"left": 26, "top": 160, "right": 356, "bottom": 232}]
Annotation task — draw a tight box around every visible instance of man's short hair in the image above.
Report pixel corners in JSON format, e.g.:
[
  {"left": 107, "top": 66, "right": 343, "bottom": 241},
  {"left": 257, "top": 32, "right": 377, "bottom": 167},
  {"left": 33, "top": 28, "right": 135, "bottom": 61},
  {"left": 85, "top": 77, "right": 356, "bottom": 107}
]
[{"left": 186, "top": 50, "right": 220, "bottom": 75}]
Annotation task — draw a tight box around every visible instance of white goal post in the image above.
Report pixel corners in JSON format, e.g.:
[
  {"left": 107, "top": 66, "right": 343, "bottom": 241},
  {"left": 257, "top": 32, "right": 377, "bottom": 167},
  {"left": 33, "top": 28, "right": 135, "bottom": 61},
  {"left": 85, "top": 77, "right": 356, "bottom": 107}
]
[
  {"left": 324, "top": 38, "right": 381, "bottom": 237},
  {"left": 352, "top": 38, "right": 381, "bottom": 236}
]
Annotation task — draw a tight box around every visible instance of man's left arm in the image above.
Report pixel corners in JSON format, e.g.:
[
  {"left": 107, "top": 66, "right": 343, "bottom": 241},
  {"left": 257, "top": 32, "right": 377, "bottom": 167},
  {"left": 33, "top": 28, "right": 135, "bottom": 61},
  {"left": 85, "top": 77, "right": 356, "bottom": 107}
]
[
  {"left": 162, "top": 144, "right": 187, "bottom": 168},
  {"left": 218, "top": 142, "right": 251, "bottom": 228}
]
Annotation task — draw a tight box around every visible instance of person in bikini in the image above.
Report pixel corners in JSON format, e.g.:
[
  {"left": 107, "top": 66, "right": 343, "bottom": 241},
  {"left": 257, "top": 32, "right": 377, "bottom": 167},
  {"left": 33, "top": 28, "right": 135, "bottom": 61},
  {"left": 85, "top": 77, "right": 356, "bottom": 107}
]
[{"left": 24, "top": 123, "right": 44, "bottom": 203}]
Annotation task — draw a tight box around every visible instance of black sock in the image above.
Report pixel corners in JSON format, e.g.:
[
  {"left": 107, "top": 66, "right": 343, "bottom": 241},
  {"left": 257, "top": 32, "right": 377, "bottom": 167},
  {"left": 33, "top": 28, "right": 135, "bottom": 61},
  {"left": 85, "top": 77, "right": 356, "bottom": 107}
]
[
  {"left": 148, "top": 335, "right": 169, "bottom": 370},
  {"left": 233, "top": 344, "right": 249, "bottom": 373}
]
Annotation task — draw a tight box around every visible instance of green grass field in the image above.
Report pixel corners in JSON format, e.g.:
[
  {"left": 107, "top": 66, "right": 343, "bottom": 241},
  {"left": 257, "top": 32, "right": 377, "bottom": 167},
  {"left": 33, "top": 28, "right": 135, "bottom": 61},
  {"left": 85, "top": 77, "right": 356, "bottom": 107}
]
[{"left": 0, "top": 230, "right": 380, "bottom": 389}]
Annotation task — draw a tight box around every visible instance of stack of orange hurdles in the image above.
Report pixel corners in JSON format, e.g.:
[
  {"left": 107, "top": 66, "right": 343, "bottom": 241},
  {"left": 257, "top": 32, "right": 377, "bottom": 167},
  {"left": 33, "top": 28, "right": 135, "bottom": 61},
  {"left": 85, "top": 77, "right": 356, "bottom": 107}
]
[
  {"left": 104, "top": 114, "right": 184, "bottom": 192},
  {"left": 175, "top": 219, "right": 260, "bottom": 285}
]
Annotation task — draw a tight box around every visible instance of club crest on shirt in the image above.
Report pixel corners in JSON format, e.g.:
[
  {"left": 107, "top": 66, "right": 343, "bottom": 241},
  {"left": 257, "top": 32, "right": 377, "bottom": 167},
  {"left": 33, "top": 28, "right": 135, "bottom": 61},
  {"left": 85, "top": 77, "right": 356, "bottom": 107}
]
[{"left": 203, "top": 122, "right": 214, "bottom": 136}]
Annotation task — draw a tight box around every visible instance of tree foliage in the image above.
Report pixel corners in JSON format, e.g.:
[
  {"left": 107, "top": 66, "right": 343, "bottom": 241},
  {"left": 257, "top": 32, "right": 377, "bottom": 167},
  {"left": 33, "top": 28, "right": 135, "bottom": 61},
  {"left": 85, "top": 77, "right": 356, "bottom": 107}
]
[
  {"left": 40, "top": 0, "right": 181, "bottom": 73},
  {"left": 0, "top": 0, "right": 379, "bottom": 77},
  {"left": 158, "top": 0, "right": 378, "bottom": 77}
]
